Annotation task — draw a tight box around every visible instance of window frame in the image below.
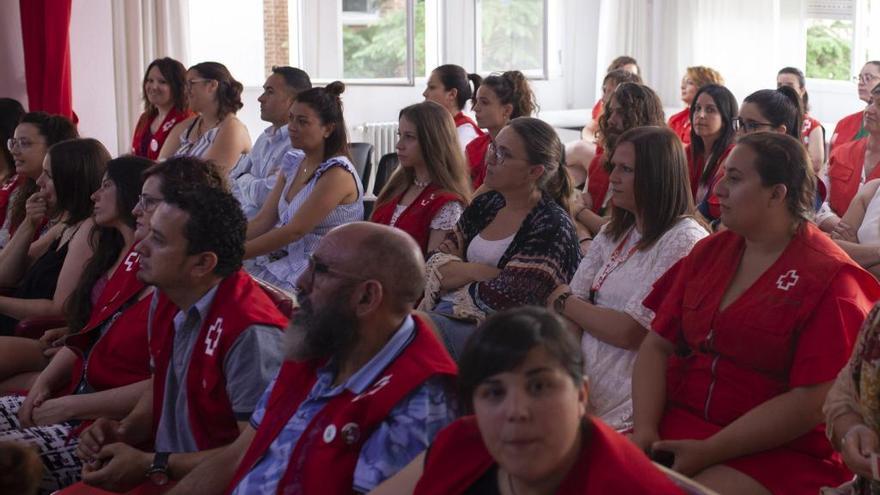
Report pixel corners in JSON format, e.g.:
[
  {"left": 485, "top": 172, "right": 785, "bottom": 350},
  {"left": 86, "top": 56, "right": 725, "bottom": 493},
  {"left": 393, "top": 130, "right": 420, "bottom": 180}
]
[{"left": 472, "top": 0, "right": 550, "bottom": 80}]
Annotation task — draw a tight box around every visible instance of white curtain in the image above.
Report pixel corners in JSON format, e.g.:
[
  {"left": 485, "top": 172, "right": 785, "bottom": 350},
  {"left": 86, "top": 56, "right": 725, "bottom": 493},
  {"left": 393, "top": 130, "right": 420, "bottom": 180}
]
[{"left": 111, "top": 0, "right": 190, "bottom": 155}]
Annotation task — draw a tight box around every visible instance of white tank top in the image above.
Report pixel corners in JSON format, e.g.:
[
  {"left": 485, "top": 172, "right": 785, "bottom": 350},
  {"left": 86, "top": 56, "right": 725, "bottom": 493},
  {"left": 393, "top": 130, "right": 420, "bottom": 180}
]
[{"left": 466, "top": 232, "right": 515, "bottom": 267}]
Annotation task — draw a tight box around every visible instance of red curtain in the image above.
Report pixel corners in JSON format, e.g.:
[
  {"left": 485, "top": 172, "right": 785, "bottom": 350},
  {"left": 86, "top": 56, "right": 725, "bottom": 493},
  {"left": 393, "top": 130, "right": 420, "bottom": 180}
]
[{"left": 19, "top": 0, "right": 76, "bottom": 122}]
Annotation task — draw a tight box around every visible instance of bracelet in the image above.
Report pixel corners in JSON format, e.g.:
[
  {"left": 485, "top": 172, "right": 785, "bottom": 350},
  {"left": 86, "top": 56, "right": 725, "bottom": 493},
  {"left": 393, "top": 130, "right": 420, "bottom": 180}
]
[{"left": 574, "top": 205, "right": 589, "bottom": 222}]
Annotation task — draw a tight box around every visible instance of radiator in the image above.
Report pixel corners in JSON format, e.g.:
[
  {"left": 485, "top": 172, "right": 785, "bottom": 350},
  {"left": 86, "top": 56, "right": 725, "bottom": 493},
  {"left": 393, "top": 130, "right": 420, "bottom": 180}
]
[{"left": 358, "top": 121, "right": 398, "bottom": 164}]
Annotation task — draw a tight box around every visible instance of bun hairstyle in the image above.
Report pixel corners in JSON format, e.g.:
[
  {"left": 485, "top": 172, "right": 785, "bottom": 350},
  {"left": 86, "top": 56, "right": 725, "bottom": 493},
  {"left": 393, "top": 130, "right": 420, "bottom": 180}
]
[
  {"left": 743, "top": 87, "right": 803, "bottom": 140},
  {"left": 480, "top": 70, "right": 538, "bottom": 119},
  {"left": 777, "top": 66, "right": 809, "bottom": 112},
  {"left": 142, "top": 57, "right": 188, "bottom": 114},
  {"left": 433, "top": 64, "right": 482, "bottom": 111},
  {"left": 188, "top": 62, "right": 244, "bottom": 119},
  {"left": 294, "top": 81, "right": 350, "bottom": 161},
  {"left": 508, "top": 117, "right": 573, "bottom": 212}
]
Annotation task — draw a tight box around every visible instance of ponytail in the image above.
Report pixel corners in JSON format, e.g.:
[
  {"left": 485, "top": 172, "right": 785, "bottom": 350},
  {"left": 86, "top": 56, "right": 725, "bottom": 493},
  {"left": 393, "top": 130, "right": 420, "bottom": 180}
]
[{"left": 507, "top": 117, "right": 571, "bottom": 211}]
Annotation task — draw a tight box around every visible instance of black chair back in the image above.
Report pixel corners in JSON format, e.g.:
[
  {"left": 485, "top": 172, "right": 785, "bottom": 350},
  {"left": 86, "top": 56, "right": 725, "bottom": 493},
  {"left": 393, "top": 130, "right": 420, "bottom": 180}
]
[
  {"left": 374, "top": 152, "right": 400, "bottom": 196},
  {"left": 349, "top": 142, "right": 374, "bottom": 191}
]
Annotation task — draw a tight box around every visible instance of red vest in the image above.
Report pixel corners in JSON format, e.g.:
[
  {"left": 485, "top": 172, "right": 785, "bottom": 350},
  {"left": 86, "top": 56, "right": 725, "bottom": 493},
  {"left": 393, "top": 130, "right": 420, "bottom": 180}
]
[
  {"left": 586, "top": 146, "right": 607, "bottom": 214},
  {"left": 225, "top": 314, "right": 456, "bottom": 495},
  {"left": 685, "top": 144, "right": 733, "bottom": 209},
  {"left": 465, "top": 133, "right": 492, "bottom": 189},
  {"left": 801, "top": 115, "right": 822, "bottom": 146},
  {"left": 370, "top": 184, "right": 463, "bottom": 254},
  {"left": 827, "top": 138, "right": 880, "bottom": 216},
  {"left": 831, "top": 110, "right": 865, "bottom": 152},
  {"left": 591, "top": 99, "right": 603, "bottom": 122},
  {"left": 453, "top": 112, "right": 484, "bottom": 139},
  {"left": 150, "top": 270, "right": 289, "bottom": 450},
  {"left": 668, "top": 108, "right": 691, "bottom": 145},
  {"left": 131, "top": 108, "right": 192, "bottom": 160},
  {"left": 64, "top": 246, "right": 151, "bottom": 395},
  {"left": 0, "top": 174, "right": 23, "bottom": 231},
  {"left": 414, "top": 416, "right": 684, "bottom": 494}
]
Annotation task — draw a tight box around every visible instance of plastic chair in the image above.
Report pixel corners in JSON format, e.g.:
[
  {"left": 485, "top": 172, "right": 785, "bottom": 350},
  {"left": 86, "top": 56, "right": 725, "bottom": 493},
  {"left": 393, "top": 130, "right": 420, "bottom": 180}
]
[
  {"left": 373, "top": 152, "right": 400, "bottom": 196},
  {"left": 349, "top": 142, "right": 374, "bottom": 192}
]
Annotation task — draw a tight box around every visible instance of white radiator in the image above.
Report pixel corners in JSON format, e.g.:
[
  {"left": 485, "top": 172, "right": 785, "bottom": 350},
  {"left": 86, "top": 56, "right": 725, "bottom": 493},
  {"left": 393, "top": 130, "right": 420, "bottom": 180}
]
[{"left": 358, "top": 121, "right": 399, "bottom": 164}]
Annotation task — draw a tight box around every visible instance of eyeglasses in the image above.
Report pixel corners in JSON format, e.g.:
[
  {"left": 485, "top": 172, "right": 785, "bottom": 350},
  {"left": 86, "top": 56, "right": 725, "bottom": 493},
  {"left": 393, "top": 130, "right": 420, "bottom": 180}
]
[
  {"left": 6, "top": 138, "right": 43, "bottom": 151},
  {"left": 136, "top": 193, "right": 162, "bottom": 213},
  {"left": 185, "top": 78, "right": 213, "bottom": 89},
  {"left": 300, "top": 254, "right": 370, "bottom": 292},
  {"left": 733, "top": 117, "right": 775, "bottom": 133},
  {"left": 488, "top": 142, "right": 529, "bottom": 167},
  {"left": 854, "top": 73, "right": 880, "bottom": 84}
]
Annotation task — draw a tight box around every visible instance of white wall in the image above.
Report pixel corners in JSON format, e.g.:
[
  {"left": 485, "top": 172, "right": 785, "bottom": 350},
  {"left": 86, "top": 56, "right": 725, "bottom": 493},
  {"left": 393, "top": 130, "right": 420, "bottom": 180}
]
[{"left": 0, "top": 0, "right": 28, "bottom": 106}]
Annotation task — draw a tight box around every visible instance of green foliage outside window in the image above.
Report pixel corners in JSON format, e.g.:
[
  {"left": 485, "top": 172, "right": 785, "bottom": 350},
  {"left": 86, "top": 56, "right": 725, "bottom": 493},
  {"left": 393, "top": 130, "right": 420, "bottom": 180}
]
[
  {"left": 342, "top": 0, "right": 426, "bottom": 79},
  {"left": 805, "top": 19, "right": 853, "bottom": 81},
  {"left": 478, "top": 0, "right": 544, "bottom": 73}
]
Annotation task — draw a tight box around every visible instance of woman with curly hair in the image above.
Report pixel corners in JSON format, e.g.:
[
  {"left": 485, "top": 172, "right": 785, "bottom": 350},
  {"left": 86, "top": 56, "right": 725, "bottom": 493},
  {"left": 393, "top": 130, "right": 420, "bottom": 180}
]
[
  {"left": 159, "top": 61, "right": 251, "bottom": 175},
  {"left": 667, "top": 66, "right": 724, "bottom": 144}
]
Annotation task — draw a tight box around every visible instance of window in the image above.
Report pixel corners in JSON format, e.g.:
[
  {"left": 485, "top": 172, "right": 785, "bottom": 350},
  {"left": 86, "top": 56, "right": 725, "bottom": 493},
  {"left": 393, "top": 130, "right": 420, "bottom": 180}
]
[
  {"left": 804, "top": 0, "right": 880, "bottom": 82},
  {"left": 187, "top": 0, "right": 266, "bottom": 87},
  {"left": 475, "top": 0, "right": 547, "bottom": 77}
]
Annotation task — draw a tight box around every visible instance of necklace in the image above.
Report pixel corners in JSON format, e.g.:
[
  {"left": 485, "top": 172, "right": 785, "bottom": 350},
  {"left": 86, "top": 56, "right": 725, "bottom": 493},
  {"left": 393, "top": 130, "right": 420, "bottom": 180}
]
[{"left": 413, "top": 177, "right": 430, "bottom": 188}]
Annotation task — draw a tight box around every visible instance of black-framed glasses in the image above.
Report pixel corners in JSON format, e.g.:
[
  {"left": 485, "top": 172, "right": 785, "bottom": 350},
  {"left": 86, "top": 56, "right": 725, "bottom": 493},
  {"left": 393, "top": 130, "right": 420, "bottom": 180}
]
[
  {"left": 136, "top": 194, "right": 162, "bottom": 213},
  {"left": 488, "top": 141, "right": 530, "bottom": 167},
  {"left": 733, "top": 117, "right": 775, "bottom": 133}
]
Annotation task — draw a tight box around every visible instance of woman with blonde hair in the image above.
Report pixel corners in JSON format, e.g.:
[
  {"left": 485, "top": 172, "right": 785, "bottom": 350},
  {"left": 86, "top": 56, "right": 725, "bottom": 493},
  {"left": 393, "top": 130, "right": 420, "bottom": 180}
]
[
  {"left": 668, "top": 66, "right": 724, "bottom": 144},
  {"left": 371, "top": 101, "right": 471, "bottom": 255}
]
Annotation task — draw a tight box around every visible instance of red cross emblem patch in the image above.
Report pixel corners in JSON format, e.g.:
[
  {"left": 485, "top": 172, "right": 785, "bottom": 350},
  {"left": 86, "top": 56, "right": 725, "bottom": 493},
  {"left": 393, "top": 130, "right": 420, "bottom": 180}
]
[{"left": 776, "top": 270, "right": 799, "bottom": 291}]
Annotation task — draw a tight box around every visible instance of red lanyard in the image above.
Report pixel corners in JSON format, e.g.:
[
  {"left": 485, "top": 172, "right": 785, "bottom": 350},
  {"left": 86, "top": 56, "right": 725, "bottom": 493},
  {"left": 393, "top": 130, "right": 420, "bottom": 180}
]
[{"left": 589, "top": 228, "right": 639, "bottom": 304}]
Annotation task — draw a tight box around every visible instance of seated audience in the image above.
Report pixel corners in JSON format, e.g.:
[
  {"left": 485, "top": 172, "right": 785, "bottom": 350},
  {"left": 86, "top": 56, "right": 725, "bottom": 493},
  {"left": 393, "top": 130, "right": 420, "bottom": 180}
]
[
  {"left": 371, "top": 307, "right": 685, "bottom": 494},
  {"left": 0, "top": 442, "right": 42, "bottom": 495},
  {"left": 74, "top": 185, "right": 287, "bottom": 492},
  {"left": 0, "top": 138, "right": 107, "bottom": 336},
  {"left": 667, "top": 66, "right": 724, "bottom": 145},
  {"left": 371, "top": 101, "right": 470, "bottom": 255},
  {"left": 821, "top": 84, "right": 880, "bottom": 231},
  {"left": 631, "top": 132, "right": 880, "bottom": 494},
  {"left": 687, "top": 84, "right": 738, "bottom": 226},
  {"left": 0, "top": 156, "right": 150, "bottom": 492},
  {"left": 574, "top": 82, "right": 665, "bottom": 236},
  {"left": 466, "top": 70, "right": 536, "bottom": 189},
  {"left": 422, "top": 117, "right": 581, "bottom": 360},
  {"left": 830, "top": 61, "right": 880, "bottom": 153},
  {"left": 546, "top": 127, "right": 707, "bottom": 431},
  {"left": 159, "top": 61, "right": 251, "bottom": 175},
  {"left": 131, "top": 57, "right": 191, "bottom": 160},
  {"left": 830, "top": 178, "right": 880, "bottom": 278},
  {"left": 230, "top": 66, "right": 310, "bottom": 219},
  {"left": 777, "top": 66, "right": 825, "bottom": 173},
  {"left": 245, "top": 81, "right": 363, "bottom": 292},
  {"left": 6, "top": 112, "right": 79, "bottom": 245},
  {"left": 422, "top": 64, "right": 484, "bottom": 150},
  {"left": 824, "top": 304, "right": 880, "bottom": 495},
  {"left": 566, "top": 69, "right": 642, "bottom": 189},
  {"left": 586, "top": 55, "right": 641, "bottom": 137},
  {"left": 167, "top": 222, "right": 457, "bottom": 495},
  {"left": 0, "top": 99, "right": 25, "bottom": 249}
]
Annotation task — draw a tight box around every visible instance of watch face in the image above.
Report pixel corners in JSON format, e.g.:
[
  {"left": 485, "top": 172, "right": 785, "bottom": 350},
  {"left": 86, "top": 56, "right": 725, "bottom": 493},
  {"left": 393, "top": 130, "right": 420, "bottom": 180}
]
[{"left": 149, "top": 471, "right": 170, "bottom": 486}]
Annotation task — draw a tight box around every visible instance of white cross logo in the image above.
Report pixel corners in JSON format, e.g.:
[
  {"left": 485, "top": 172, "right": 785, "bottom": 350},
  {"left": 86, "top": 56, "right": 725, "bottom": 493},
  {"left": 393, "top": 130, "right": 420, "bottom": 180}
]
[
  {"left": 204, "top": 317, "right": 224, "bottom": 356},
  {"left": 776, "top": 270, "right": 799, "bottom": 291},
  {"left": 123, "top": 252, "right": 139, "bottom": 272},
  {"left": 352, "top": 374, "right": 392, "bottom": 402}
]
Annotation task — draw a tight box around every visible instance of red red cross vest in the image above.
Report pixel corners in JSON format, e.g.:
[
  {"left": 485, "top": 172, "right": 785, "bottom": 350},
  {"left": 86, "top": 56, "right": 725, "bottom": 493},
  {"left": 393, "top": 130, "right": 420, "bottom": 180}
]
[
  {"left": 453, "top": 112, "right": 484, "bottom": 140},
  {"left": 414, "top": 416, "right": 684, "bottom": 494},
  {"left": 586, "top": 146, "right": 607, "bottom": 214},
  {"left": 370, "top": 184, "right": 463, "bottom": 254},
  {"left": 131, "top": 107, "right": 192, "bottom": 160},
  {"left": 224, "top": 314, "right": 456, "bottom": 495},
  {"left": 0, "top": 174, "right": 23, "bottom": 231},
  {"left": 668, "top": 107, "right": 691, "bottom": 145},
  {"left": 801, "top": 115, "right": 822, "bottom": 146},
  {"left": 465, "top": 133, "right": 492, "bottom": 189},
  {"left": 149, "top": 269, "right": 289, "bottom": 450},
  {"left": 827, "top": 138, "right": 880, "bottom": 216},
  {"left": 64, "top": 245, "right": 151, "bottom": 395}
]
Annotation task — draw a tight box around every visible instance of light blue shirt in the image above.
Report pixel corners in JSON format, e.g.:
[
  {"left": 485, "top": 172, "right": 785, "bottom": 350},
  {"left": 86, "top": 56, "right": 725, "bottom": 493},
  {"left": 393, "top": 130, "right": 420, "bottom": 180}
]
[
  {"left": 230, "top": 316, "right": 456, "bottom": 495},
  {"left": 230, "top": 124, "right": 293, "bottom": 219}
]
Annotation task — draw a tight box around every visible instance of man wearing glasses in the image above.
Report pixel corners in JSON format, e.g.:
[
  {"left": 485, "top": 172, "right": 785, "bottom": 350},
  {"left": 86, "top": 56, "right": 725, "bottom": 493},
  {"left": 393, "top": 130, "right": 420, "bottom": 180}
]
[{"left": 169, "top": 222, "right": 457, "bottom": 495}]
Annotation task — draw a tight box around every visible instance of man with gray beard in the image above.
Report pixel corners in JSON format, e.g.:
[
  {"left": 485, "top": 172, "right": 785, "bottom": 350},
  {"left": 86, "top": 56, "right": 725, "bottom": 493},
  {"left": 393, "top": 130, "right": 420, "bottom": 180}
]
[{"left": 169, "top": 222, "right": 457, "bottom": 495}]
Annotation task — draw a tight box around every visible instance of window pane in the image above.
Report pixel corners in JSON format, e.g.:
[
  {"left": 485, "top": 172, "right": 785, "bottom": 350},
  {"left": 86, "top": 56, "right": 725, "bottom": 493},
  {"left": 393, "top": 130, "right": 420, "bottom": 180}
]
[
  {"left": 477, "top": 0, "right": 545, "bottom": 74},
  {"left": 188, "top": 0, "right": 266, "bottom": 87},
  {"left": 341, "top": 0, "right": 425, "bottom": 79},
  {"left": 805, "top": 18, "right": 853, "bottom": 81}
]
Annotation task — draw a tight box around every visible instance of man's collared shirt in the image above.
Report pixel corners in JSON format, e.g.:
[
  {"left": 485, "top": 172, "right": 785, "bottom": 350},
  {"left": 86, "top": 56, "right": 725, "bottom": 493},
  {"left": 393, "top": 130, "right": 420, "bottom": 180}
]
[{"left": 230, "top": 124, "right": 293, "bottom": 219}]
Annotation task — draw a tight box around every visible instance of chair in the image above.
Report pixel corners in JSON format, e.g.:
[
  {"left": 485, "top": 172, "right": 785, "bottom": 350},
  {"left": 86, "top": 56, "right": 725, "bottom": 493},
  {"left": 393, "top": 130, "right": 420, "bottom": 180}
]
[
  {"left": 254, "top": 277, "right": 297, "bottom": 319},
  {"left": 349, "top": 142, "right": 374, "bottom": 192},
  {"left": 373, "top": 152, "right": 400, "bottom": 196}
]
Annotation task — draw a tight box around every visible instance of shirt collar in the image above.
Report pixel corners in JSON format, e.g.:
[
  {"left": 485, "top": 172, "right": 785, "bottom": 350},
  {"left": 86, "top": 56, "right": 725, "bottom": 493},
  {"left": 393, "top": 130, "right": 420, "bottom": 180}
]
[{"left": 172, "top": 283, "right": 220, "bottom": 332}]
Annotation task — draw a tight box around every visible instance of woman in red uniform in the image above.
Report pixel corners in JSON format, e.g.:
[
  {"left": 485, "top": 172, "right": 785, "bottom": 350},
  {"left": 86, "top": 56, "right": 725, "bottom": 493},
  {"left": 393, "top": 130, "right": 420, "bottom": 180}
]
[
  {"left": 371, "top": 101, "right": 471, "bottom": 255},
  {"left": 586, "top": 55, "right": 641, "bottom": 136},
  {"left": 830, "top": 61, "right": 880, "bottom": 153},
  {"left": 687, "top": 84, "right": 737, "bottom": 226},
  {"left": 130, "top": 58, "right": 191, "bottom": 160},
  {"left": 371, "top": 307, "right": 685, "bottom": 495},
  {"left": 422, "top": 64, "right": 484, "bottom": 151},
  {"left": 466, "top": 71, "right": 536, "bottom": 189},
  {"left": 667, "top": 67, "right": 724, "bottom": 145},
  {"left": 631, "top": 132, "right": 880, "bottom": 495},
  {"left": 777, "top": 67, "right": 824, "bottom": 174}
]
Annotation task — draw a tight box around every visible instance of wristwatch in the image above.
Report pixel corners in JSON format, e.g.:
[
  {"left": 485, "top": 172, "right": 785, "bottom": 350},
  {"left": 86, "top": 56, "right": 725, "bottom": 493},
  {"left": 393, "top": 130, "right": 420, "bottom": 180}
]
[
  {"left": 146, "top": 452, "right": 171, "bottom": 486},
  {"left": 553, "top": 291, "right": 573, "bottom": 315}
]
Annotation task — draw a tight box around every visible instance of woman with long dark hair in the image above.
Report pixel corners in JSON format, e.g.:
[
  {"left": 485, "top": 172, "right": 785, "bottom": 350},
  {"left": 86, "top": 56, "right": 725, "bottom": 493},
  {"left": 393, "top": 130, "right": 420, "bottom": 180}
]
[{"left": 131, "top": 57, "right": 191, "bottom": 160}]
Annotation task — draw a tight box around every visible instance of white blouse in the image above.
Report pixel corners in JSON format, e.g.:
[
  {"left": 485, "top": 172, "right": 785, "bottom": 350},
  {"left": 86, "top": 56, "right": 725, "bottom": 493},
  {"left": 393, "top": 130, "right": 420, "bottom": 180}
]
[
  {"left": 569, "top": 217, "right": 707, "bottom": 431},
  {"left": 859, "top": 184, "right": 880, "bottom": 245}
]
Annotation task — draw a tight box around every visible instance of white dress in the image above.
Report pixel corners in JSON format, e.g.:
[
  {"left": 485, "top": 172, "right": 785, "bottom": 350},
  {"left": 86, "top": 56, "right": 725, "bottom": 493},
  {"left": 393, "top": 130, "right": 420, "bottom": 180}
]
[{"left": 569, "top": 217, "right": 707, "bottom": 431}]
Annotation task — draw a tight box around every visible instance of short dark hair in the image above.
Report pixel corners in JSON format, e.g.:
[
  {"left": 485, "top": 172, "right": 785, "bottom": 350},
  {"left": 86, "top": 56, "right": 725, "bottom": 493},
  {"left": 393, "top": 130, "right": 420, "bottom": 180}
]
[
  {"left": 294, "top": 81, "right": 349, "bottom": 161},
  {"left": 143, "top": 156, "right": 226, "bottom": 198},
  {"left": 602, "top": 69, "right": 642, "bottom": 88},
  {"left": 163, "top": 184, "right": 246, "bottom": 277},
  {"left": 777, "top": 66, "right": 809, "bottom": 111},
  {"left": 432, "top": 64, "right": 482, "bottom": 111},
  {"left": 743, "top": 87, "right": 803, "bottom": 140},
  {"left": 47, "top": 138, "right": 109, "bottom": 225},
  {"left": 271, "top": 66, "right": 312, "bottom": 94},
  {"left": 458, "top": 306, "right": 583, "bottom": 414},
  {"left": 607, "top": 55, "right": 639, "bottom": 74},
  {"left": 143, "top": 58, "right": 188, "bottom": 114},
  {"left": 736, "top": 132, "right": 815, "bottom": 223},
  {"left": 189, "top": 62, "right": 244, "bottom": 120}
]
